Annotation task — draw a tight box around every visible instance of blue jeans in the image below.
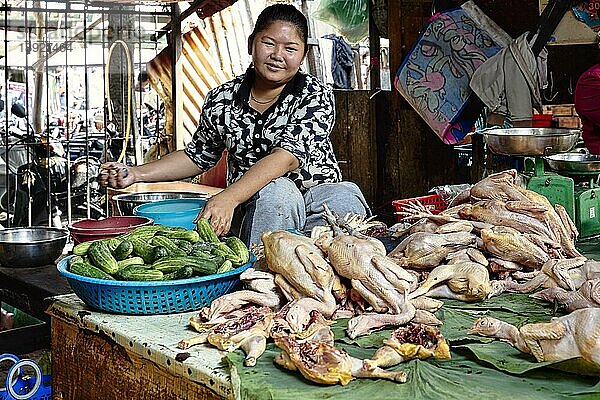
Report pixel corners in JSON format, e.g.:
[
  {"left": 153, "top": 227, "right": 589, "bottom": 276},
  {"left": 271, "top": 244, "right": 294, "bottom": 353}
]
[{"left": 234, "top": 177, "right": 370, "bottom": 246}]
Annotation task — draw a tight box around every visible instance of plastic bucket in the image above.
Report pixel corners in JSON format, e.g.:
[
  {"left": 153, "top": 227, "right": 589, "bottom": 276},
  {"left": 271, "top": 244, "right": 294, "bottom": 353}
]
[{"left": 133, "top": 198, "right": 206, "bottom": 230}]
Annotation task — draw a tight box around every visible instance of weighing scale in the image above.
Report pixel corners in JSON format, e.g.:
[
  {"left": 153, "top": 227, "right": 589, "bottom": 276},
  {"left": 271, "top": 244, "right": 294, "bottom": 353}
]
[
  {"left": 545, "top": 152, "right": 600, "bottom": 238},
  {"left": 482, "top": 128, "right": 600, "bottom": 238}
]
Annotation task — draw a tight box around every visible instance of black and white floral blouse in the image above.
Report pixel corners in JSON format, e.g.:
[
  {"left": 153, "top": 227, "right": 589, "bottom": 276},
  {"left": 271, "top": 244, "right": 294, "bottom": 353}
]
[{"left": 184, "top": 68, "right": 342, "bottom": 192}]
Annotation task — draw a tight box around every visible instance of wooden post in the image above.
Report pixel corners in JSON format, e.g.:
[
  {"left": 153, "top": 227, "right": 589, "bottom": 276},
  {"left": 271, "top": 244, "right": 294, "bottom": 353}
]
[
  {"left": 301, "top": 0, "right": 323, "bottom": 81},
  {"left": 385, "top": 1, "right": 458, "bottom": 203}
]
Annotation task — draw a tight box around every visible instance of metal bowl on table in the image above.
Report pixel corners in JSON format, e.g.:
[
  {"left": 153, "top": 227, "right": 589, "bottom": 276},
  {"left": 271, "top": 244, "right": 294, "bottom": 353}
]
[
  {"left": 483, "top": 128, "right": 580, "bottom": 156},
  {"left": 112, "top": 191, "right": 208, "bottom": 216},
  {"left": 545, "top": 153, "right": 600, "bottom": 173},
  {"left": 0, "top": 227, "right": 69, "bottom": 268}
]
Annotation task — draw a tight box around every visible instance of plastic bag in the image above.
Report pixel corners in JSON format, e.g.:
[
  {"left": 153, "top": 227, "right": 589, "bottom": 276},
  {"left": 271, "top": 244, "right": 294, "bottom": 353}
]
[
  {"left": 312, "top": 0, "right": 368, "bottom": 44},
  {"left": 429, "top": 184, "right": 472, "bottom": 203}
]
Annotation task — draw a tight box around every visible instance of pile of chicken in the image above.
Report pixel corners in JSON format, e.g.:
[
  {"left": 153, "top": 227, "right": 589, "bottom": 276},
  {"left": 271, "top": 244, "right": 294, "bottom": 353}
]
[{"left": 177, "top": 169, "right": 600, "bottom": 383}]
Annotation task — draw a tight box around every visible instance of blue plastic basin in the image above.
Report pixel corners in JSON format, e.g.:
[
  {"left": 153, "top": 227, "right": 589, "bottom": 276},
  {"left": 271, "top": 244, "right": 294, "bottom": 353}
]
[{"left": 133, "top": 198, "right": 206, "bottom": 229}]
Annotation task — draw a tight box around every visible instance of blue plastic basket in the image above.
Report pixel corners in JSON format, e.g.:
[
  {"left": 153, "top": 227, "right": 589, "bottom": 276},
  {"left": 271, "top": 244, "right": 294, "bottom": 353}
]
[{"left": 56, "top": 254, "right": 254, "bottom": 315}]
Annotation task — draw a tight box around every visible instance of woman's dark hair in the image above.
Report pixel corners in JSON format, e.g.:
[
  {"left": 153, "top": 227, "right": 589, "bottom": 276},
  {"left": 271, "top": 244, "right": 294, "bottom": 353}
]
[{"left": 249, "top": 4, "right": 308, "bottom": 54}]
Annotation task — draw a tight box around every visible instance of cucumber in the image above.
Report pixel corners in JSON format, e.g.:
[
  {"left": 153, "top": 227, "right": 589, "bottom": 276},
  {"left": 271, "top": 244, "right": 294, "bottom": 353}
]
[
  {"left": 212, "top": 242, "right": 243, "bottom": 265},
  {"left": 175, "top": 239, "right": 194, "bottom": 255},
  {"left": 157, "top": 229, "right": 200, "bottom": 243},
  {"left": 216, "top": 260, "right": 234, "bottom": 274},
  {"left": 225, "top": 237, "right": 250, "bottom": 265},
  {"left": 116, "top": 256, "right": 146, "bottom": 271},
  {"left": 70, "top": 261, "right": 115, "bottom": 280},
  {"left": 130, "top": 237, "right": 156, "bottom": 264},
  {"left": 151, "top": 256, "right": 218, "bottom": 276},
  {"left": 117, "top": 266, "right": 163, "bottom": 281},
  {"left": 151, "top": 236, "right": 186, "bottom": 257},
  {"left": 196, "top": 218, "right": 220, "bottom": 243},
  {"left": 88, "top": 240, "right": 119, "bottom": 275},
  {"left": 152, "top": 246, "right": 170, "bottom": 262},
  {"left": 113, "top": 239, "right": 134, "bottom": 260},
  {"left": 162, "top": 266, "right": 194, "bottom": 280},
  {"left": 73, "top": 241, "right": 94, "bottom": 256}
]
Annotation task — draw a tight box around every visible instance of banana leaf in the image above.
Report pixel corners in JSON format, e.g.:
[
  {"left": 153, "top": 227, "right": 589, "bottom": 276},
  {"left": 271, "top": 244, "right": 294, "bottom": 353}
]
[
  {"left": 226, "top": 345, "right": 599, "bottom": 400},
  {"left": 225, "top": 294, "right": 598, "bottom": 399}
]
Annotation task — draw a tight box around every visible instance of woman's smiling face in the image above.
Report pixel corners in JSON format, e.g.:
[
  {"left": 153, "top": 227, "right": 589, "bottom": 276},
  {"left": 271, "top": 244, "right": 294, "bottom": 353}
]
[{"left": 250, "top": 20, "right": 306, "bottom": 87}]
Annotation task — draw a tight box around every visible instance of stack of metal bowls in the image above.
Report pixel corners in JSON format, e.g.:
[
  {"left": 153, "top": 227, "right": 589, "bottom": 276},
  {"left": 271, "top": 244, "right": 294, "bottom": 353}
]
[
  {"left": 483, "top": 128, "right": 580, "bottom": 156},
  {"left": 112, "top": 192, "right": 208, "bottom": 216}
]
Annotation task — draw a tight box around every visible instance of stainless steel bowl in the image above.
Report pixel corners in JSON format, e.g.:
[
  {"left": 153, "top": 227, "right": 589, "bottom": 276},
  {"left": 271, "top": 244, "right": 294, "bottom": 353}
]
[
  {"left": 545, "top": 153, "right": 600, "bottom": 172},
  {"left": 0, "top": 227, "right": 69, "bottom": 268},
  {"left": 112, "top": 191, "right": 208, "bottom": 216},
  {"left": 483, "top": 128, "right": 580, "bottom": 156}
]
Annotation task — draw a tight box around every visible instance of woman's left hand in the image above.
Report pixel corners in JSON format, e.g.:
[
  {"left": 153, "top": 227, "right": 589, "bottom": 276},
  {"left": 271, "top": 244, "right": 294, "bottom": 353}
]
[{"left": 195, "top": 192, "right": 239, "bottom": 237}]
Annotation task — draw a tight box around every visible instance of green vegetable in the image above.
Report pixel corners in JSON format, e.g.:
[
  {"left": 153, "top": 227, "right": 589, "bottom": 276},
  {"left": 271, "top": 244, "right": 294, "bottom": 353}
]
[
  {"left": 70, "top": 260, "right": 115, "bottom": 280},
  {"left": 158, "top": 229, "right": 200, "bottom": 243},
  {"left": 196, "top": 218, "right": 220, "bottom": 243},
  {"left": 225, "top": 236, "right": 250, "bottom": 265},
  {"left": 87, "top": 240, "right": 119, "bottom": 275},
  {"left": 73, "top": 241, "right": 94, "bottom": 256},
  {"left": 117, "top": 266, "right": 163, "bottom": 281},
  {"left": 151, "top": 236, "right": 186, "bottom": 257},
  {"left": 113, "top": 239, "right": 134, "bottom": 260},
  {"left": 116, "top": 256, "right": 146, "bottom": 271},
  {"left": 162, "top": 266, "right": 194, "bottom": 280},
  {"left": 216, "top": 260, "right": 234, "bottom": 274}
]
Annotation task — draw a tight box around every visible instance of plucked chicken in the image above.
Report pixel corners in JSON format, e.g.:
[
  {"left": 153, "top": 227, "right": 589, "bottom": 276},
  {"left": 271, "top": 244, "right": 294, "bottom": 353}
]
[
  {"left": 530, "top": 278, "right": 600, "bottom": 312},
  {"left": 364, "top": 323, "right": 451, "bottom": 370},
  {"left": 469, "top": 308, "right": 600, "bottom": 374},
  {"left": 274, "top": 336, "right": 407, "bottom": 385}
]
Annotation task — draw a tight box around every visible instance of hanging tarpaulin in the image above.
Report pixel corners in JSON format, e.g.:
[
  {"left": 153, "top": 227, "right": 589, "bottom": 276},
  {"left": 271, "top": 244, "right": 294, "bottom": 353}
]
[{"left": 393, "top": 1, "right": 511, "bottom": 144}]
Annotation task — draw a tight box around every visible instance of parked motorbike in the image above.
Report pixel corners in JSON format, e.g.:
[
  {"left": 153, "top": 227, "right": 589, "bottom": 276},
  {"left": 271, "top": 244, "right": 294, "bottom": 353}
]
[{"left": 2, "top": 103, "right": 104, "bottom": 227}]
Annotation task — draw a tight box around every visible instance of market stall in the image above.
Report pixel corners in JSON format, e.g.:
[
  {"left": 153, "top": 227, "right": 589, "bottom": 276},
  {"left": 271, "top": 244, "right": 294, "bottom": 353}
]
[{"left": 41, "top": 165, "right": 600, "bottom": 400}]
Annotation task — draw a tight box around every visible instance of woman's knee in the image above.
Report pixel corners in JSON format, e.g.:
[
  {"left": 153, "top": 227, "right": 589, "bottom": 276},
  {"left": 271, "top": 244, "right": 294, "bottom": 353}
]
[
  {"left": 306, "top": 181, "right": 370, "bottom": 215},
  {"left": 257, "top": 177, "right": 304, "bottom": 210}
]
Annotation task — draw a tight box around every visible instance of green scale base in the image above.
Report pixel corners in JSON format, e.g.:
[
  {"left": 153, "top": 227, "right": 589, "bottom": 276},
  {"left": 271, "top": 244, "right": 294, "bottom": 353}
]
[
  {"left": 522, "top": 157, "right": 600, "bottom": 239},
  {"left": 525, "top": 172, "right": 576, "bottom": 217}
]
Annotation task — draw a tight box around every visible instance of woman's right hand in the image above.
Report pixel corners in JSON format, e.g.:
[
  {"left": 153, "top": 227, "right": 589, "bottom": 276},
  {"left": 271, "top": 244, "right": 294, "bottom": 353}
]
[{"left": 98, "top": 162, "right": 136, "bottom": 189}]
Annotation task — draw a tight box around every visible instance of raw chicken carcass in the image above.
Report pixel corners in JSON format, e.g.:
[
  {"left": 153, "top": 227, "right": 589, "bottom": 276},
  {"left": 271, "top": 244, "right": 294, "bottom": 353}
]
[
  {"left": 459, "top": 201, "right": 554, "bottom": 240},
  {"left": 389, "top": 231, "right": 477, "bottom": 269},
  {"left": 178, "top": 306, "right": 274, "bottom": 367},
  {"left": 364, "top": 323, "right": 451, "bottom": 369},
  {"left": 318, "top": 234, "right": 417, "bottom": 315},
  {"left": 408, "top": 261, "right": 491, "bottom": 301},
  {"left": 468, "top": 308, "right": 600, "bottom": 374},
  {"left": 261, "top": 230, "right": 336, "bottom": 311},
  {"left": 531, "top": 278, "right": 600, "bottom": 312},
  {"left": 274, "top": 336, "right": 407, "bottom": 385},
  {"left": 490, "top": 257, "right": 588, "bottom": 297},
  {"left": 481, "top": 226, "right": 550, "bottom": 269},
  {"left": 469, "top": 169, "right": 529, "bottom": 203}
]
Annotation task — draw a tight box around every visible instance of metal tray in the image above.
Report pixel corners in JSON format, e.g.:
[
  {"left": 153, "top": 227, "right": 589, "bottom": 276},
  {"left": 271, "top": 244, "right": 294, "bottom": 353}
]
[
  {"left": 483, "top": 128, "right": 580, "bottom": 156},
  {"left": 545, "top": 153, "right": 600, "bottom": 172}
]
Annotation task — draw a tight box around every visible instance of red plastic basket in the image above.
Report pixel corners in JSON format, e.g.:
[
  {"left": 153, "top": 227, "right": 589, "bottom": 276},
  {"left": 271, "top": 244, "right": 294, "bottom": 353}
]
[{"left": 392, "top": 194, "right": 448, "bottom": 222}]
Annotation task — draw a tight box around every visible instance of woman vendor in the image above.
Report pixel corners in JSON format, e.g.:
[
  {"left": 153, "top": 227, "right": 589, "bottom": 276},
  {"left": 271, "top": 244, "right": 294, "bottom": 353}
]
[
  {"left": 575, "top": 36, "right": 600, "bottom": 154},
  {"left": 99, "top": 4, "right": 370, "bottom": 246}
]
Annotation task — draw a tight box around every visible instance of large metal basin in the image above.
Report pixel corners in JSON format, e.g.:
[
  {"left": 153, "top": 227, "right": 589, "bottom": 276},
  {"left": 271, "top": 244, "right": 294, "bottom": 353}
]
[
  {"left": 112, "top": 191, "right": 208, "bottom": 216},
  {"left": 545, "top": 153, "right": 600, "bottom": 173},
  {"left": 0, "top": 227, "right": 68, "bottom": 268},
  {"left": 483, "top": 128, "right": 580, "bottom": 156}
]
